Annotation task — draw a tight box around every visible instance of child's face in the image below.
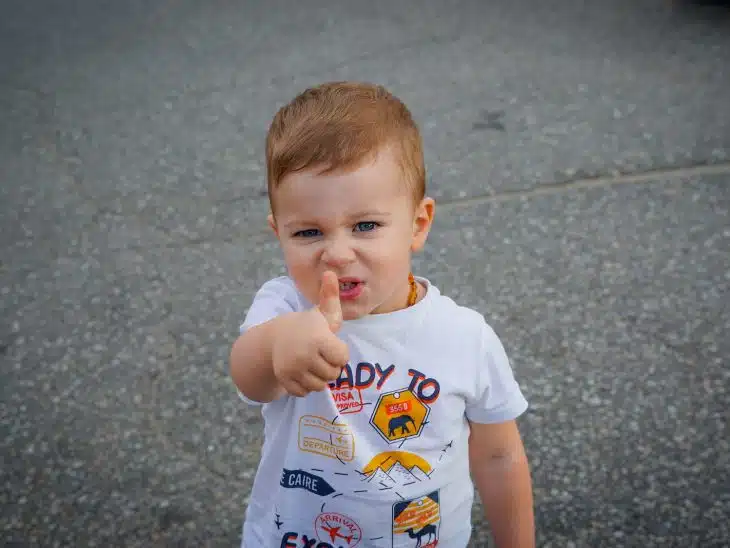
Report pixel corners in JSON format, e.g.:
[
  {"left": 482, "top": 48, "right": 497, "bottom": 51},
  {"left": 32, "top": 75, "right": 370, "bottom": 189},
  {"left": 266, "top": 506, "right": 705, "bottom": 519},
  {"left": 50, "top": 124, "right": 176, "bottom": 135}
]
[{"left": 269, "top": 147, "right": 434, "bottom": 320}]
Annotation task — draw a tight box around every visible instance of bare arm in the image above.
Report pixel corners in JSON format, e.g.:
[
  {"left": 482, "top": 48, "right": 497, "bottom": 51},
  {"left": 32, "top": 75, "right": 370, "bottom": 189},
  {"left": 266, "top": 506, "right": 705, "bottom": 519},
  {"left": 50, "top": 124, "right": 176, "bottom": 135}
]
[
  {"left": 469, "top": 420, "right": 535, "bottom": 548},
  {"left": 229, "top": 316, "right": 286, "bottom": 404},
  {"left": 231, "top": 273, "right": 347, "bottom": 403}
]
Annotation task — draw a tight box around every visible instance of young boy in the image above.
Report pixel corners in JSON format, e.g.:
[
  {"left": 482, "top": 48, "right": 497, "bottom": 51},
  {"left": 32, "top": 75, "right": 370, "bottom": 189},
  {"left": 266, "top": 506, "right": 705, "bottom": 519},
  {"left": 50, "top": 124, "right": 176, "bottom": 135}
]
[{"left": 230, "top": 82, "right": 534, "bottom": 548}]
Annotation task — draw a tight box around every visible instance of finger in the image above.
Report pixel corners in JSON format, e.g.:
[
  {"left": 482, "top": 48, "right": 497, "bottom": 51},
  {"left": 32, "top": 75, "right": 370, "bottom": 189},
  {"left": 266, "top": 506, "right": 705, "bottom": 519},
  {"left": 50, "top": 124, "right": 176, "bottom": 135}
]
[
  {"left": 296, "top": 372, "right": 329, "bottom": 393},
  {"left": 318, "top": 271, "right": 343, "bottom": 332},
  {"left": 308, "top": 356, "right": 344, "bottom": 383},
  {"left": 318, "top": 335, "right": 349, "bottom": 370},
  {"left": 282, "top": 379, "right": 308, "bottom": 398}
]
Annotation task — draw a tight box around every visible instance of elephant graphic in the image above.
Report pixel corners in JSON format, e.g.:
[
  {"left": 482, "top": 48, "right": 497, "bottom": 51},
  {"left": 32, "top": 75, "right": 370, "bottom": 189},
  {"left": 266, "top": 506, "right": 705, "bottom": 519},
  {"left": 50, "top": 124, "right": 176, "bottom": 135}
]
[{"left": 388, "top": 414, "right": 416, "bottom": 437}]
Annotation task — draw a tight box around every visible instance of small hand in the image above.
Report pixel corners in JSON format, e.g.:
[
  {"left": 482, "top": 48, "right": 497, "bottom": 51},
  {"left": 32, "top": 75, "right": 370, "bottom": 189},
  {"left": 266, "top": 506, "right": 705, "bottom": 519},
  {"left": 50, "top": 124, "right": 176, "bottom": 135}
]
[{"left": 271, "top": 271, "right": 349, "bottom": 397}]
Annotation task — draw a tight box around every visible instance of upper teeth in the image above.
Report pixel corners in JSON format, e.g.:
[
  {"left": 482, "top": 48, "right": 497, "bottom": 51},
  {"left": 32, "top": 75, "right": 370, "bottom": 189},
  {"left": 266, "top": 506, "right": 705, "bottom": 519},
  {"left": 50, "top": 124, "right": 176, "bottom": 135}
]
[{"left": 340, "top": 282, "right": 356, "bottom": 289}]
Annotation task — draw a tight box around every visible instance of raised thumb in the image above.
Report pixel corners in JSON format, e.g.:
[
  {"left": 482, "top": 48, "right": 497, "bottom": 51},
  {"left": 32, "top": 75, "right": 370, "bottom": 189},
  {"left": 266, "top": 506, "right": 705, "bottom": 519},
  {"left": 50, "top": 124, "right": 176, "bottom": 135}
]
[{"left": 318, "top": 271, "right": 343, "bottom": 332}]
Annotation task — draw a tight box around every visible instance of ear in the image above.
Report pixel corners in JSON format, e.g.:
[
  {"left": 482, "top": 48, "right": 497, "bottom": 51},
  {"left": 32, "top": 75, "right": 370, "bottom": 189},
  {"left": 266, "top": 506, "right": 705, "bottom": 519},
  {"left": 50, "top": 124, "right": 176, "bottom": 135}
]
[
  {"left": 267, "top": 213, "right": 279, "bottom": 238},
  {"left": 410, "top": 197, "right": 435, "bottom": 252}
]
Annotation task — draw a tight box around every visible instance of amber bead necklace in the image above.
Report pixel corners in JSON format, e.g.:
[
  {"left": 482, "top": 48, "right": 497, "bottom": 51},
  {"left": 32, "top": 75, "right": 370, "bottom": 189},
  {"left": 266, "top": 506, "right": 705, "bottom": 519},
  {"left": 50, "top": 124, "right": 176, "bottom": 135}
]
[{"left": 406, "top": 273, "right": 419, "bottom": 307}]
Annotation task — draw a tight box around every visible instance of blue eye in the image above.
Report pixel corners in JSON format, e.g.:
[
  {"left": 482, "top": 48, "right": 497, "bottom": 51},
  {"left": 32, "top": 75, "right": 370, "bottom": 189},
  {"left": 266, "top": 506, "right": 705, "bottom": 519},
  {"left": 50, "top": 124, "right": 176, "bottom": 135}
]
[
  {"left": 293, "top": 229, "right": 321, "bottom": 238},
  {"left": 355, "top": 221, "right": 379, "bottom": 232}
]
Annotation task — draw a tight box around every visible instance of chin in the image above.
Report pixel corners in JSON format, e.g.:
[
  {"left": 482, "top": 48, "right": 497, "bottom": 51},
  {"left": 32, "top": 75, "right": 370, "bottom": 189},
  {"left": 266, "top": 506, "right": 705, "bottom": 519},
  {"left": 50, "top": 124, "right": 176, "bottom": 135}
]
[
  {"left": 341, "top": 302, "right": 370, "bottom": 321},
  {"left": 342, "top": 310, "right": 367, "bottom": 321}
]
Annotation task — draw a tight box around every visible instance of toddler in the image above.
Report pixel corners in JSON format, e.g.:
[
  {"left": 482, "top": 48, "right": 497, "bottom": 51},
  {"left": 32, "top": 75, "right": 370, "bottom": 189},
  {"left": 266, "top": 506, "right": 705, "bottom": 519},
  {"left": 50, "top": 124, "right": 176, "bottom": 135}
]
[{"left": 230, "top": 81, "right": 534, "bottom": 548}]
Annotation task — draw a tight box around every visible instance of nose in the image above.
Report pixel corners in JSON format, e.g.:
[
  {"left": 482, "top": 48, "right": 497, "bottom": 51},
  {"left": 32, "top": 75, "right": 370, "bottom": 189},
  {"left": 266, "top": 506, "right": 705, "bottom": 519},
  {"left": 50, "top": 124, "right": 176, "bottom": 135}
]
[{"left": 321, "top": 234, "right": 356, "bottom": 268}]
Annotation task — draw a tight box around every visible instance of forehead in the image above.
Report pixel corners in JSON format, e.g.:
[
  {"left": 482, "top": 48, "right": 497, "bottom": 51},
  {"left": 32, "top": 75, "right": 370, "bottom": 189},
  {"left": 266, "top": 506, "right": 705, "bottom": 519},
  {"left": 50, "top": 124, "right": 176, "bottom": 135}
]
[{"left": 272, "top": 149, "right": 410, "bottom": 219}]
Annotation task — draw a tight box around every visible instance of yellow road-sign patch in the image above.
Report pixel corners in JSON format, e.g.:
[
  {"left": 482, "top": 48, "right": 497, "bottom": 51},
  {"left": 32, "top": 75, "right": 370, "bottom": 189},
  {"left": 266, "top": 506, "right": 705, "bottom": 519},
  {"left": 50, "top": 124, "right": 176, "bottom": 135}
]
[{"left": 369, "top": 388, "right": 430, "bottom": 444}]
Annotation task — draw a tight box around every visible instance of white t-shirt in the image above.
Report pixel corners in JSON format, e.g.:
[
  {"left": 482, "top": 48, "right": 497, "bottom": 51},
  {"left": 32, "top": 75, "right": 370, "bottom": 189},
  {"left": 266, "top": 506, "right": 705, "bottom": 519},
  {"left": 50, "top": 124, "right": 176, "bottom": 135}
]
[{"left": 237, "top": 276, "right": 528, "bottom": 548}]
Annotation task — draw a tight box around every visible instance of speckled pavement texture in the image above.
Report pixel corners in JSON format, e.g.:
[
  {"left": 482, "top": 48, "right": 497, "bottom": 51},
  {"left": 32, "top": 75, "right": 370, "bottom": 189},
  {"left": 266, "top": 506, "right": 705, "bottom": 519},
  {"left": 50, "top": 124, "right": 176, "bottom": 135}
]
[{"left": 1, "top": 0, "right": 729, "bottom": 546}]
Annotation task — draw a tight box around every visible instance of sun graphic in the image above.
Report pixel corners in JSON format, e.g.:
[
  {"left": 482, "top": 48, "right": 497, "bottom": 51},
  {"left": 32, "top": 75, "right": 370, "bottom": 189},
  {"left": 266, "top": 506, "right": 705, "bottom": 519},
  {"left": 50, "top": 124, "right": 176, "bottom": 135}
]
[{"left": 362, "top": 451, "right": 432, "bottom": 476}]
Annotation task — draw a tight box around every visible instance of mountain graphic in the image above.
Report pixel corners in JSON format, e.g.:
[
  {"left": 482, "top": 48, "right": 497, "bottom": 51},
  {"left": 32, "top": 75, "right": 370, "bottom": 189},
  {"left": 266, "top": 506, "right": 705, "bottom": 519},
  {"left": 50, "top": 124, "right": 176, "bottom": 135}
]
[
  {"left": 365, "top": 467, "right": 395, "bottom": 486},
  {"left": 363, "top": 461, "right": 429, "bottom": 486},
  {"left": 408, "top": 465, "right": 430, "bottom": 481},
  {"left": 388, "top": 462, "right": 421, "bottom": 484}
]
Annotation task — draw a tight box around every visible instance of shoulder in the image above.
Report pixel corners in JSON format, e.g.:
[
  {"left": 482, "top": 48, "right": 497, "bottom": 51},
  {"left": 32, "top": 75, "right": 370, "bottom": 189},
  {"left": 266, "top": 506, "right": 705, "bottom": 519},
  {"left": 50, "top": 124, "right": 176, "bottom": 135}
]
[
  {"left": 418, "top": 281, "right": 495, "bottom": 359},
  {"left": 253, "top": 276, "right": 308, "bottom": 307},
  {"left": 256, "top": 275, "right": 298, "bottom": 295},
  {"left": 425, "top": 282, "right": 490, "bottom": 337},
  {"left": 422, "top": 281, "right": 511, "bottom": 362},
  {"left": 240, "top": 276, "right": 310, "bottom": 332}
]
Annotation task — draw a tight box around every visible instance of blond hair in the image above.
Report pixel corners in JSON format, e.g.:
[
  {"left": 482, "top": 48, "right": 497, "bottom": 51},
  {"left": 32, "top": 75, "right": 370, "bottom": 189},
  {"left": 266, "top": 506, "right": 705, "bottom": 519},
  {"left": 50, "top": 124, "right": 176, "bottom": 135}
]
[{"left": 265, "top": 81, "right": 425, "bottom": 208}]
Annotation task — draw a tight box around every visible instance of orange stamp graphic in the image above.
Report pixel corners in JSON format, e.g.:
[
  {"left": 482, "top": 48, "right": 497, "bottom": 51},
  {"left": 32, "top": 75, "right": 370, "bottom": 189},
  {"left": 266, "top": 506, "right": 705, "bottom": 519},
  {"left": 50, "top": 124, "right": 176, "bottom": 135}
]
[
  {"left": 315, "top": 512, "right": 362, "bottom": 547},
  {"left": 298, "top": 415, "right": 355, "bottom": 461},
  {"left": 330, "top": 386, "right": 364, "bottom": 414}
]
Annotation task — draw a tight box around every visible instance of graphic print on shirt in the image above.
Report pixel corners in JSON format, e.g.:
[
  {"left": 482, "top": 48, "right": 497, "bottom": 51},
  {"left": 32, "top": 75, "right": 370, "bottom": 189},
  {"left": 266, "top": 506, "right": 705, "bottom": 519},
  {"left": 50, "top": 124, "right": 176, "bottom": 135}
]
[
  {"left": 298, "top": 415, "right": 355, "bottom": 462},
  {"left": 281, "top": 364, "right": 445, "bottom": 545},
  {"left": 314, "top": 512, "right": 363, "bottom": 547},
  {"left": 330, "top": 385, "right": 364, "bottom": 415},
  {"left": 276, "top": 449, "right": 443, "bottom": 517},
  {"left": 357, "top": 451, "right": 433, "bottom": 491},
  {"left": 328, "top": 363, "right": 441, "bottom": 416},
  {"left": 392, "top": 490, "right": 440, "bottom": 548},
  {"left": 328, "top": 361, "right": 394, "bottom": 415},
  {"left": 280, "top": 468, "right": 336, "bottom": 496},
  {"left": 370, "top": 388, "right": 430, "bottom": 445},
  {"left": 278, "top": 509, "right": 363, "bottom": 548}
]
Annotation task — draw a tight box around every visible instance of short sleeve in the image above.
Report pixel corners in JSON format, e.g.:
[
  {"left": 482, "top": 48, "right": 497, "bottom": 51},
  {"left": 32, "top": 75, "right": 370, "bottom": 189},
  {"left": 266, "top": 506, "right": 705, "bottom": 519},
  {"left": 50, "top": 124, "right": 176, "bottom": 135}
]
[
  {"left": 235, "top": 277, "right": 301, "bottom": 405},
  {"left": 239, "top": 277, "right": 302, "bottom": 334},
  {"left": 465, "top": 322, "right": 528, "bottom": 424}
]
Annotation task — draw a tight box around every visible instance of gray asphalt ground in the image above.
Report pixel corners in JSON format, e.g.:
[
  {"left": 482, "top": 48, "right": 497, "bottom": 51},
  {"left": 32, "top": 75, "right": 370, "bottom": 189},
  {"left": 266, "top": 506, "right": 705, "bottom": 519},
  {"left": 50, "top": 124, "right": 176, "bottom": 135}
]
[{"left": 1, "top": 0, "right": 729, "bottom": 546}]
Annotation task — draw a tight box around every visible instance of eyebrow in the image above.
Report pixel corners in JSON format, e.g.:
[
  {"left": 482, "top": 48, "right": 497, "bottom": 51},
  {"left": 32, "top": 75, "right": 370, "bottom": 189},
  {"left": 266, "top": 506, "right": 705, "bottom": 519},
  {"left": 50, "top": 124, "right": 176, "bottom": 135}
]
[
  {"left": 349, "top": 210, "right": 391, "bottom": 219},
  {"left": 282, "top": 211, "right": 391, "bottom": 229}
]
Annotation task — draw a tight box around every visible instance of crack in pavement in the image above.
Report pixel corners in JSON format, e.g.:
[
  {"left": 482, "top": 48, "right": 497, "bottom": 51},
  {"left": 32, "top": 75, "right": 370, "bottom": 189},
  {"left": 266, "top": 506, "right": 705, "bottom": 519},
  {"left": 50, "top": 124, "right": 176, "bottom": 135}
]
[{"left": 437, "top": 161, "right": 730, "bottom": 210}]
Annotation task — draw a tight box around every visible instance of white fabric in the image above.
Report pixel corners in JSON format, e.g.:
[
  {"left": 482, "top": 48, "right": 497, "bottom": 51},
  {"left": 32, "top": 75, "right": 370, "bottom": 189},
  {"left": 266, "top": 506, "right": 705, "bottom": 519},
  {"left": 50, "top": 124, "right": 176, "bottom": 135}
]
[{"left": 236, "top": 276, "right": 528, "bottom": 548}]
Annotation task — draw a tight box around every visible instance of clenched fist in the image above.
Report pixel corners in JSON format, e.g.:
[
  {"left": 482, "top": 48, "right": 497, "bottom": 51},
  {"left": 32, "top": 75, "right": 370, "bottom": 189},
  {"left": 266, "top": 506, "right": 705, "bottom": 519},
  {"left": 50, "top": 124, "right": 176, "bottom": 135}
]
[{"left": 271, "top": 271, "right": 350, "bottom": 397}]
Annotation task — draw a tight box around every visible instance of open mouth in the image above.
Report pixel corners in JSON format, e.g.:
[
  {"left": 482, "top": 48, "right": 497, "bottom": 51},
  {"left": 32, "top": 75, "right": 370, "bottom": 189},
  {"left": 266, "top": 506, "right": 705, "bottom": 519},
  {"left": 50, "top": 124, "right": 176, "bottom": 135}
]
[{"left": 338, "top": 279, "right": 364, "bottom": 299}]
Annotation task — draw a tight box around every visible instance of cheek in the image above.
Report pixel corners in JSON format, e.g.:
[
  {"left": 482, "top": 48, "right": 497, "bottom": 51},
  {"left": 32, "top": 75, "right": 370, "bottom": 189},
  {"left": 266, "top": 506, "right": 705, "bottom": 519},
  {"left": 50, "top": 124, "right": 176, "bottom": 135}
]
[
  {"left": 281, "top": 247, "right": 320, "bottom": 299},
  {"left": 382, "top": 229, "right": 413, "bottom": 254},
  {"left": 367, "top": 238, "right": 410, "bottom": 270},
  {"left": 282, "top": 245, "right": 315, "bottom": 273}
]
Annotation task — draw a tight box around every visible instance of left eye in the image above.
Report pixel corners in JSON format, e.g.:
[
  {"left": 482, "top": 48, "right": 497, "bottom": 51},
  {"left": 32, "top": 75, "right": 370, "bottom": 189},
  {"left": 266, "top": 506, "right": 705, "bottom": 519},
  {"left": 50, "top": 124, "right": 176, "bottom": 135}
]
[
  {"left": 355, "top": 221, "right": 378, "bottom": 232},
  {"left": 293, "top": 229, "right": 322, "bottom": 238}
]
